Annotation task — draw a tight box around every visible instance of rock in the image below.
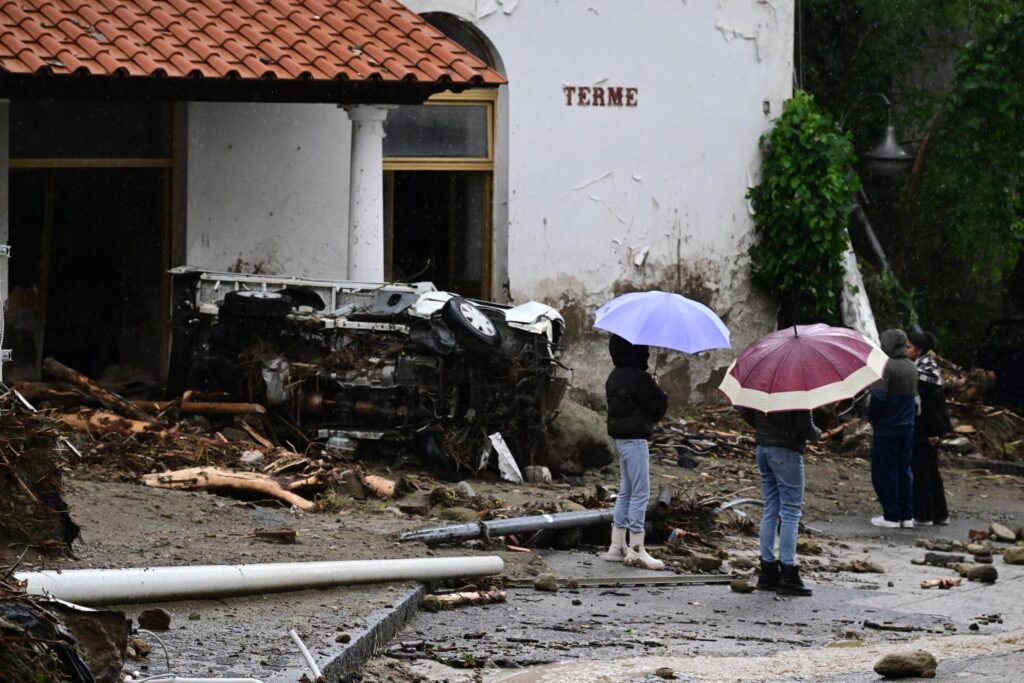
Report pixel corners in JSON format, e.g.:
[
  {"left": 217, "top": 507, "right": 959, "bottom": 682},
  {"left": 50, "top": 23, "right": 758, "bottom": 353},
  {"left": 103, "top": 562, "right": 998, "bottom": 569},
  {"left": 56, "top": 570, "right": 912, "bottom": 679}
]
[
  {"left": 873, "top": 650, "right": 938, "bottom": 679},
  {"left": 965, "top": 542, "right": 990, "bottom": 555},
  {"left": 548, "top": 398, "right": 615, "bottom": 473},
  {"left": 340, "top": 469, "right": 367, "bottom": 500},
  {"left": 454, "top": 481, "right": 476, "bottom": 499},
  {"left": 336, "top": 633, "right": 351, "bottom": 643},
  {"left": 395, "top": 491, "right": 432, "bottom": 516},
  {"left": 966, "top": 565, "right": 998, "bottom": 583},
  {"left": 239, "top": 449, "right": 264, "bottom": 465},
  {"left": 990, "top": 523, "right": 1016, "bottom": 542},
  {"left": 571, "top": 598, "right": 582, "bottom": 606},
  {"left": 1015, "top": 527, "right": 1024, "bottom": 541},
  {"left": 654, "top": 667, "right": 677, "bottom": 680},
  {"left": 565, "top": 578, "right": 580, "bottom": 589},
  {"left": 440, "top": 506, "right": 479, "bottom": 522},
  {"left": 940, "top": 436, "right": 974, "bottom": 453},
  {"left": 682, "top": 551, "right": 723, "bottom": 573},
  {"left": 729, "top": 578, "right": 755, "bottom": 594},
  {"left": 797, "top": 536, "right": 823, "bottom": 555},
  {"left": 731, "top": 556, "right": 756, "bottom": 570},
  {"left": 137, "top": 607, "right": 171, "bottom": 631},
  {"left": 973, "top": 549, "right": 993, "bottom": 564},
  {"left": 126, "top": 636, "right": 152, "bottom": 659},
  {"left": 924, "top": 552, "right": 965, "bottom": 567},
  {"left": 557, "top": 500, "right": 587, "bottom": 513},
  {"left": 524, "top": 465, "right": 552, "bottom": 483},
  {"left": 1002, "top": 546, "right": 1024, "bottom": 565},
  {"left": 533, "top": 573, "right": 559, "bottom": 592},
  {"left": 188, "top": 612, "right": 201, "bottom": 620},
  {"left": 949, "top": 562, "right": 976, "bottom": 577}
]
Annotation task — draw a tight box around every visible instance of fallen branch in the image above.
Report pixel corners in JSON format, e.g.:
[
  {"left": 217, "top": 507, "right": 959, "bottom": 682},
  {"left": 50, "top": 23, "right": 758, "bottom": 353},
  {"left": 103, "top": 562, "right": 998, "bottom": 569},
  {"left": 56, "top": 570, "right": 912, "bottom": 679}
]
[
  {"left": 132, "top": 400, "right": 267, "bottom": 416},
  {"left": 43, "top": 358, "right": 151, "bottom": 421},
  {"left": 363, "top": 474, "right": 396, "bottom": 498},
  {"left": 56, "top": 409, "right": 152, "bottom": 436},
  {"left": 421, "top": 588, "right": 507, "bottom": 612},
  {"left": 921, "top": 577, "right": 961, "bottom": 589},
  {"left": 142, "top": 466, "right": 315, "bottom": 510}
]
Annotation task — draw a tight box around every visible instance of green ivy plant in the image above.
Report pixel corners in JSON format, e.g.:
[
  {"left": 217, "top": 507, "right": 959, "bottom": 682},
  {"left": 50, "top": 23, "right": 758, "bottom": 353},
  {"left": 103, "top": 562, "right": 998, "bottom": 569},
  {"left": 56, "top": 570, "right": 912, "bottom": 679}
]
[{"left": 747, "top": 90, "right": 861, "bottom": 324}]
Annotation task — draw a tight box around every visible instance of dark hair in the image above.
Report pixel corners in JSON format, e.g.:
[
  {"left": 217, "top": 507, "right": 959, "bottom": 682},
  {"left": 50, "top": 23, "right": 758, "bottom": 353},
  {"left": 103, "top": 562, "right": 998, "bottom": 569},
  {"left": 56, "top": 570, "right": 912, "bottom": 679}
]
[{"left": 907, "top": 331, "right": 937, "bottom": 354}]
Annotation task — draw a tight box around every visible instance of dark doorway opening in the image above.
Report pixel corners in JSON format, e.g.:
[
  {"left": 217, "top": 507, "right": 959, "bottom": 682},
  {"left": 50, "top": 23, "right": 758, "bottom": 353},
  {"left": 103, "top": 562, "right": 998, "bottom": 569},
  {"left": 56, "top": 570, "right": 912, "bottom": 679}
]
[
  {"left": 7, "top": 168, "right": 168, "bottom": 380},
  {"left": 387, "top": 170, "right": 490, "bottom": 298}
]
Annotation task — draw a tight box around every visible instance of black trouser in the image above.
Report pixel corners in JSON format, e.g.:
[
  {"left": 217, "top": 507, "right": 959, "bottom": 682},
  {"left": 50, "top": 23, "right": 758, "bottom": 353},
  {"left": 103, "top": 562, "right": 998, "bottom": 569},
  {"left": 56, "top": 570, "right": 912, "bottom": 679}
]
[{"left": 911, "top": 439, "right": 948, "bottom": 522}]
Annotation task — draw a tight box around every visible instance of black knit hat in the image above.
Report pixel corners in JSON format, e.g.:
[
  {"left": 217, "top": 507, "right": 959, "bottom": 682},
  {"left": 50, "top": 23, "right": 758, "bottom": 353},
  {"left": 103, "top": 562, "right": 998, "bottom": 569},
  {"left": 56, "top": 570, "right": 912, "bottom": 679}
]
[{"left": 907, "top": 331, "right": 937, "bottom": 354}]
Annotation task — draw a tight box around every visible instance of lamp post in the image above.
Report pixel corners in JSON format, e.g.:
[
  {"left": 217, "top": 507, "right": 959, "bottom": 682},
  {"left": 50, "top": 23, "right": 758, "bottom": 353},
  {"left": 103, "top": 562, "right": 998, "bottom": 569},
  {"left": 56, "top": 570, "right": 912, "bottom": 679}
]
[{"left": 841, "top": 93, "right": 922, "bottom": 333}]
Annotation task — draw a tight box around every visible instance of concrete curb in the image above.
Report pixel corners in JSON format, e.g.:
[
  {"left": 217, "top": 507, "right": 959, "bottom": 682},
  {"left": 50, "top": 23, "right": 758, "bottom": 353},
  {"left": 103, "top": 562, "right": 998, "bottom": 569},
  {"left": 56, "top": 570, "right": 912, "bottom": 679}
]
[{"left": 321, "top": 584, "right": 426, "bottom": 681}]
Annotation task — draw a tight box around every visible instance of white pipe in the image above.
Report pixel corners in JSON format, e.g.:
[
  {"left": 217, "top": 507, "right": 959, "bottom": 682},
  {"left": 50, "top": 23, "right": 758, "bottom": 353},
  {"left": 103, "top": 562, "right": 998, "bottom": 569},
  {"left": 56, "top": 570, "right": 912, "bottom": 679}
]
[
  {"left": 16, "top": 556, "right": 504, "bottom": 606},
  {"left": 289, "top": 629, "right": 323, "bottom": 680},
  {"left": 124, "top": 677, "right": 263, "bottom": 683}
]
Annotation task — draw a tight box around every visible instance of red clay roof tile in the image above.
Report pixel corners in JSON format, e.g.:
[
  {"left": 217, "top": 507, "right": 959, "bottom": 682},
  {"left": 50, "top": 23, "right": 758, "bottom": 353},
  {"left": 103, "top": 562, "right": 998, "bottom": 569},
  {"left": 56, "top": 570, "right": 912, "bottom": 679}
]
[{"left": 0, "top": 0, "right": 503, "bottom": 85}]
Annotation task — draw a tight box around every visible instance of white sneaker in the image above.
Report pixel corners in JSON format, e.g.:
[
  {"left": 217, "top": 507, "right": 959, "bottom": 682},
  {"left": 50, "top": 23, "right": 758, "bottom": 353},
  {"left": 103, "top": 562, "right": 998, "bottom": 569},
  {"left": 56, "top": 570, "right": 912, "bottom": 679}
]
[
  {"left": 602, "top": 525, "right": 627, "bottom": 562},
  {"left": 871, "top": 516, "right": 900, "bottom": 528},
  {"left": 900, "top": 520, "right": 915, "bottom": 529},
  {"left": 913, "top": 519, "right": 933, "bottom": 527},
  {"left": 624, "top": 530, "right": 665, "bottom": 571}
]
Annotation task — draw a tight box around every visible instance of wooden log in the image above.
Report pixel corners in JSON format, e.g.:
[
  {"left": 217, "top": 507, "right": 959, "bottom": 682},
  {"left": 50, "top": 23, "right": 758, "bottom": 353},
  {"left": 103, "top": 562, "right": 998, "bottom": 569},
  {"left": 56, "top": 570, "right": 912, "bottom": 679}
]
[
  {"left": 56, "top": 409, "right": 152, "bottom": 436},
  {"left": 142, "top": 466, "right": 315, "bottom": 510},
  {"left": 421, "top": 588, "right": 507, "bottom": 612},
  {"left": 43, "top": 358, "right": 151, "bottom": 421},
  {"left": 363, "top": 474, "right": 396, "bottom": 498},
  {"left": 132, "top": 400, "right": 267, "bottom": 416},
  {"left": 920, "top": 577, "right": 961, "bottom": 589}
]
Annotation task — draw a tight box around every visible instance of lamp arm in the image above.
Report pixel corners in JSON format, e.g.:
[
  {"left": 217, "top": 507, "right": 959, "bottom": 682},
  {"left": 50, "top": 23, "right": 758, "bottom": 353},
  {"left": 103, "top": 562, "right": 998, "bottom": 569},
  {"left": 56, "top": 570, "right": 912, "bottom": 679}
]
[{"left": 840, "top": 92, "right": 893, "bottom": 130}]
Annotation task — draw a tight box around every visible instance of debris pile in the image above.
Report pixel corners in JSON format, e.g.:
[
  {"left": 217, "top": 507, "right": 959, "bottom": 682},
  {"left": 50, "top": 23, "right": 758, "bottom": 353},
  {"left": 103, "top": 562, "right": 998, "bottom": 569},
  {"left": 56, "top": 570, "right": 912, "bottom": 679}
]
[{"left": 0, "top": 392, "right": 79, "bottom": 557}]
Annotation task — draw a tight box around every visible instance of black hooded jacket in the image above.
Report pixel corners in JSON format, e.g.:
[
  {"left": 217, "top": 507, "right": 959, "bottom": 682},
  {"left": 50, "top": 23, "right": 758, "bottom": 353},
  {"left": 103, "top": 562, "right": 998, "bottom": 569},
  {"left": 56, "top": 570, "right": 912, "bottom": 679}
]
[{"left": 605, "top": 335, "right": 668, "bottom": 439}]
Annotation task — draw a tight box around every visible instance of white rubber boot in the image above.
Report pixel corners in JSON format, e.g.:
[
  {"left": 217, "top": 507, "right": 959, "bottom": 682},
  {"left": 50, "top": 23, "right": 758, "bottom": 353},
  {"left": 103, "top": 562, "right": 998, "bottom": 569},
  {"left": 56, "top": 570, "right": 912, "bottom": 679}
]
[
  {"left": 602, "top": 525, "right": 627, "bottom": 562},
  {"left": 624, "top": 530, "right": 665, "bottom": 571}
]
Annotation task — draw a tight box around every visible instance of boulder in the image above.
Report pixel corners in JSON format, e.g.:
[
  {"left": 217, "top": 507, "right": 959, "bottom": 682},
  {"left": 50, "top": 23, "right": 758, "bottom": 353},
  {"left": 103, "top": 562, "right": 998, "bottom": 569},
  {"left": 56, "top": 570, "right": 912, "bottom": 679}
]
[
  {"left": 990, "top": 523, "right": 1016, "bottom": 542},
  {"left": 729, "top": 578, "right": 755, "bottom": 594},
  {"left": 873, "top": 650, "right": 937, "bottom": 679},
  {"left": 1002, "top": 546, "right": 1024, "bottom": 565},
  {"left": 966, "top": 565, "right": 998, "bottom": 583},
  {"left": 533, "top": 573, "right": 559, "bottom": 592},
  {"left": 137, "top": 607, "right": 171, "bottom": 631},
  {"left": 548, "top": 398, "right": 615, "bottom": 473}
]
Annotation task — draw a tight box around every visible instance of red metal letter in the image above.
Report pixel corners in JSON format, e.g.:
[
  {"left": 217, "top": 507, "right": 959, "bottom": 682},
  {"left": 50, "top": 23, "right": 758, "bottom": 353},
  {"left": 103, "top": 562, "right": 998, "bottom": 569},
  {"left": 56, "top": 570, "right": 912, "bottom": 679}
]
[
  {"left": 592, "top": 87, "right": 606, "bottom": 106},
  {"left": 626, "top": 88, "right": 638, "bottom": 107},
  {"left": 563, "top": 86, "right": 576, "bottom": 106},
  {"left": 577, "top": 86, "right": 591, "bottom": 106},
  {"left": 607, "top": 87, "right": 624, "bottom": 106}
]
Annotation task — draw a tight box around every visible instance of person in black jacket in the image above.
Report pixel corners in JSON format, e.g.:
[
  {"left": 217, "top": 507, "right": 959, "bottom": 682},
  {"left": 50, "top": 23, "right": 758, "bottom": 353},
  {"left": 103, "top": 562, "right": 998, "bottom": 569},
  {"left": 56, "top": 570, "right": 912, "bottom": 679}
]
[
  {"left": 739, "top": 407, "right": 821, "bottom": 596},
  {"left": 603, "top": 334, "right": 668, "bottom": 570},
  {"left": 907, "top": 331, "right": 952, "bottom": 526}
]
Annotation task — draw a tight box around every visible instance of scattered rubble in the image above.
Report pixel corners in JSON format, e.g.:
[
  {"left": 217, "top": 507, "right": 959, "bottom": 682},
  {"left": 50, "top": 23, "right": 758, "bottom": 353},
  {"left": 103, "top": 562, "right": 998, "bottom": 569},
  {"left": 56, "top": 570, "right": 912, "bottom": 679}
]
[
  {"left": 136, "top": 607, "right": 171, "bottom": 631},
  {"left": 1003, "top": 546, "right": 1024, "bottom": 565},
  {"left": 532, "top": 573, "right": 559, "bottom": 592},
  {"left": 729, "top": 578, "right": 755, "bottom": 593},
  {"left": 873, "top": 649, "right": 938, "bottom": 679},
  {"left": 966, "top": 565, "right": 998, "bottom": 583}
]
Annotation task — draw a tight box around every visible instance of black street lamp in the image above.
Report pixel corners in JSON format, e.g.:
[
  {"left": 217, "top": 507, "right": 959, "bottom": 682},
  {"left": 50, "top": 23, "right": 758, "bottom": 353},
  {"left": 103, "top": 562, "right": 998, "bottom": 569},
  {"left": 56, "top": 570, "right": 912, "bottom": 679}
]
[{"left": 841, "top": 93, "right": 914, "bottom": 177}]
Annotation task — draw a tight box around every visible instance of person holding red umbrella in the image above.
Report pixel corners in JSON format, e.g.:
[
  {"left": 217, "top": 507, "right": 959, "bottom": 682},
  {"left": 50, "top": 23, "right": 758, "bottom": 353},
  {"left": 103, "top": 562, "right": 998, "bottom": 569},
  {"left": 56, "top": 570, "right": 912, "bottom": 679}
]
[{"left": 720, "top": 324, "right": 888, "bottom": 595}]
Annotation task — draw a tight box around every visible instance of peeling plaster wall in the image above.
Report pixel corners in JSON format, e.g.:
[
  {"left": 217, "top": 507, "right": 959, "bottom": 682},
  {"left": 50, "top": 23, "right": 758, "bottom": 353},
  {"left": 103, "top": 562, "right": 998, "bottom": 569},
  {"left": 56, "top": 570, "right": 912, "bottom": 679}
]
[
  {"left": 408, "top": 0, "right": 794, "bottom": 405},
  {"left": 186, "top": 103, "right": 352, "bottom": 279}
]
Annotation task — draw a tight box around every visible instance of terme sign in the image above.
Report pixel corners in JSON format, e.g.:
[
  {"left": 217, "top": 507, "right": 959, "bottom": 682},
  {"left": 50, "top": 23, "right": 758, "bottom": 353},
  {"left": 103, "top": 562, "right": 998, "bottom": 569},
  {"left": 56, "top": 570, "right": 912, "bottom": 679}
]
[{"left": 563, "top": 86, "right": 638, "bottom": 107}]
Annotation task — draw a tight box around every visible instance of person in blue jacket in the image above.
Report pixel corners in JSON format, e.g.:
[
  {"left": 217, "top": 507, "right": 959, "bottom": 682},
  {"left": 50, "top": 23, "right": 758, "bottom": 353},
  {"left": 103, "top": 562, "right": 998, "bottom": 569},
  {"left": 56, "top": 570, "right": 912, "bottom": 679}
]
[{"left": 868, "top": 328, "right": 919, "bottom": 528}]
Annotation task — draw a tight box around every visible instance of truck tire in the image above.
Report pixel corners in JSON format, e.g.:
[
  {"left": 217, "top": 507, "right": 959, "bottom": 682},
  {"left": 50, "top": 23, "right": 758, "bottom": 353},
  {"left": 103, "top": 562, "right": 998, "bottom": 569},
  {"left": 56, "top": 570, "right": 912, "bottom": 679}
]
[{"left": 441, "top": 297, "right": 502, "bottom": 350}]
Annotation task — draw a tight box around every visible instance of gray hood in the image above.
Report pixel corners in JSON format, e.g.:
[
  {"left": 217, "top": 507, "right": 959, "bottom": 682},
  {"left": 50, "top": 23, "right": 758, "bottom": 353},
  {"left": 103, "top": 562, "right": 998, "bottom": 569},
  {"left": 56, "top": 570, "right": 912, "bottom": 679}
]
[{"left": 880, "top": 328, "right": 908, "bottom": 359}]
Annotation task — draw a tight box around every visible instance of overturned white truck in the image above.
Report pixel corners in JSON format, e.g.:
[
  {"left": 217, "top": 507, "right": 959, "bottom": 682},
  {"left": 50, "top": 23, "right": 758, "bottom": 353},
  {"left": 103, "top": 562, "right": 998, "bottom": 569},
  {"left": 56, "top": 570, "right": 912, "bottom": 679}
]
[{"left": 167, "top": 268, "right": 569, "bottom": 479}]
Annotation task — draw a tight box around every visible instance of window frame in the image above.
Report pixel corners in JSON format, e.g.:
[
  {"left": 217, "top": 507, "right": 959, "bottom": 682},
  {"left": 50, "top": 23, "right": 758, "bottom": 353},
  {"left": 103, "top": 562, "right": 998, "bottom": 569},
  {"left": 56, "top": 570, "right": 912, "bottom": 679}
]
[{"left": 383, "top": 89, "right": 496, "bottom": 172}]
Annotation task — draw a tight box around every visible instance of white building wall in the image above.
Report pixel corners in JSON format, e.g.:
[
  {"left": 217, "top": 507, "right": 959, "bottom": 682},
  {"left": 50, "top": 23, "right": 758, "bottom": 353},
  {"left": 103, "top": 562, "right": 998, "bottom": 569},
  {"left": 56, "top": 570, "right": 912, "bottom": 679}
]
[
  {"left": 186, "top": 103, "right": 352, "bottom": 280},
  {"left": 185, "top": 0, "right": 794, "bottom": 404}
]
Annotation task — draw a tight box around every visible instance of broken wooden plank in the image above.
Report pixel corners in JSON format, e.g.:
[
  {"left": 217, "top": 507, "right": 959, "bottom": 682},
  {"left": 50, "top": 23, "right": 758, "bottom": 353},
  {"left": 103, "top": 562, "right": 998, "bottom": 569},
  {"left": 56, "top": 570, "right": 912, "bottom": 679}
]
[
  {"left": 43, "top": 358, "right": 151, "bottom": 421},
  {"left": 421, "top": 588, "right": 507, "bottom": 612},
  {"left": 56, "top": 409, "right": 152, "bottom": 436},
  {"left": 364, "top": 474, "right": 396, "bottom": 498},
  {"left": 142, "top": 466, "right": 315, "bottom": 510}
]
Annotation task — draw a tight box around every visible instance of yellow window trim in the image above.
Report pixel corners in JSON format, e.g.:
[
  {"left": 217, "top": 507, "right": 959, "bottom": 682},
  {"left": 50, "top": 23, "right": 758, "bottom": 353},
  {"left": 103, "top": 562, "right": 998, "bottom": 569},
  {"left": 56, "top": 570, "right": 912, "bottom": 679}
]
[{"left": 383, "top": 88, "right": 495, "bottom": 168}]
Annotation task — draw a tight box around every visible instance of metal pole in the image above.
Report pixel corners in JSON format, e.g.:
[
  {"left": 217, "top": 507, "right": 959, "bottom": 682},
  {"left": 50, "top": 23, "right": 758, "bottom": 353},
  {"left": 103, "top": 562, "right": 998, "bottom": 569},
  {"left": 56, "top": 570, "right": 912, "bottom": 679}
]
[
  {"left": 401, "top": 509, "right": 614, "bottom": 545},
  {"left": 16, "top": 556, "right": 504, "bottom": 606}
]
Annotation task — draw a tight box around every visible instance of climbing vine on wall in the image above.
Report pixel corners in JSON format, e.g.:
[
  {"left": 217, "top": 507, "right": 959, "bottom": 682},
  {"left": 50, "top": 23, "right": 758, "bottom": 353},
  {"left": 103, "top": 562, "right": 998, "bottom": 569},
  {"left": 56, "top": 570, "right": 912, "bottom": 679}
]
[{"left": 747, "top": 90, "right": 861, "bottom": 324}]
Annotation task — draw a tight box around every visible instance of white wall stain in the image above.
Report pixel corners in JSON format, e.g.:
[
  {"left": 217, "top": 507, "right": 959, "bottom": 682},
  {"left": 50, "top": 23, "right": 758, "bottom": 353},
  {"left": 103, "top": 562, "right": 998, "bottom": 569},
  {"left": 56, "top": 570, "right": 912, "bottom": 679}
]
[{"left": 572, "top": 171, "right": 613, "bottom": 191}]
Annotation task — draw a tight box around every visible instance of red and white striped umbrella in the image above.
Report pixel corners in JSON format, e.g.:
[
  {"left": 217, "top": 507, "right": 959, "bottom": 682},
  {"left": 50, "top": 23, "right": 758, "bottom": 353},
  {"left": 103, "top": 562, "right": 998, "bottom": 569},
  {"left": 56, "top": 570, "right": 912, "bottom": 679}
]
[{"left": 718, "top": 324, "right": 888, "bottom": 412}]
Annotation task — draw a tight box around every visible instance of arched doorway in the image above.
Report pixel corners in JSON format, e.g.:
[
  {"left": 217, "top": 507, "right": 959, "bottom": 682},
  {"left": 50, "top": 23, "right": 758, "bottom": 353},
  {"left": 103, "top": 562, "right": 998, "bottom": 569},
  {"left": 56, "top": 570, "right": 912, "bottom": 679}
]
[{"left": 383, "top": 13, "right": 506, "bottom": 300}]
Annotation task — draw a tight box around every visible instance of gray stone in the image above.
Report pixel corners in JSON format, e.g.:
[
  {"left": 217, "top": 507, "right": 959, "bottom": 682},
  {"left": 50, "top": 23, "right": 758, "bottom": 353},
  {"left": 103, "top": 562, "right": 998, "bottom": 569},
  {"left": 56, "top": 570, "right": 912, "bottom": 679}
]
[
  {"left": 729, "top": 578, "right": 755, "bottom": 594},
  {"left": 523, "top": 465, "right": 552, "bottom": 483},
  {"left": 454, "top": 481, "right": 476, "bottom": 499},
  {"left": 533, "top": 573, "right": 559, "bottom": 592},
  {"left": 682, "top": 551, "right": 723, "bottom": 573},
  {"left": 548, "top": 398, "right": 615, "bottom": 473},
  {"left": 654, "top": 667, "right": 677, "bottom": 680},
  {"left": 137, "top": 607, "right": 171, "bottom": 631},
  {"left": 1002, "top": 546, "right": 1024, "bottom": 565},
  {"left": 990, "top": 523, "right": 1016, "bottom": 542},
  {"left": 439, "top": 506, "right": 479, "bottom": 522},
  {"left": 967, "top": 564, "right": 998, "bottom": 583},
  {"left": 873, "top": 650, "right": 938, "bottom": 678},
  {"left": 730, "top": 556, "right": 756, "bottom": 570}
]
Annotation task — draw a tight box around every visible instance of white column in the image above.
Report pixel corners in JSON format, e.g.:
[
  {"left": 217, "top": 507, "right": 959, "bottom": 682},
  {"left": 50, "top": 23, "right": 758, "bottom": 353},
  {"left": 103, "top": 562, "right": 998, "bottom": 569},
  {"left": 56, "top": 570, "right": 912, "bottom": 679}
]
[{"left": 345, "top": 105, "right": 390, "bottom": 282}]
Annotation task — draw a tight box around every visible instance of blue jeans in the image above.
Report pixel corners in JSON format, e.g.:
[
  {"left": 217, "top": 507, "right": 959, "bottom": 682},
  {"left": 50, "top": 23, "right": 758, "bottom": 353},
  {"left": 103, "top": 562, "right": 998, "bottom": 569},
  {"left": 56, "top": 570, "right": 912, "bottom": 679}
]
[
  {"left": 612, "top": 439, "right": 651, "bottom": 533},
  {"left": 871, "top": 431, "right": 914, "bottom": 522},
  {"left": 756, "top": 445, "right": 804, "bottom": 566}
]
